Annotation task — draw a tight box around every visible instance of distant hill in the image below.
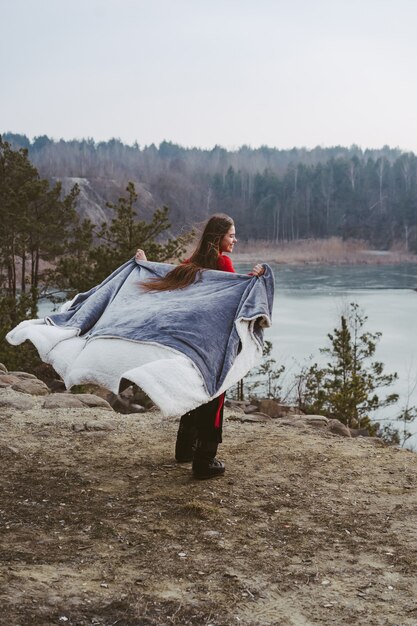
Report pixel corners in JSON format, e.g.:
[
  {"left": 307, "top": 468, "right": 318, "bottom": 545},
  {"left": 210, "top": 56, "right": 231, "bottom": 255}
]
[{"left": 56, "top": 177, "right": 158, "bottom": 225}]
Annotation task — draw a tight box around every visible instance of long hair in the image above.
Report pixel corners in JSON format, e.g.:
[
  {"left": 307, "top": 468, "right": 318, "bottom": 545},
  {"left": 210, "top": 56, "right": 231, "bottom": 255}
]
[{"left": 141, "top": 213, "right": 234, "bottom": 292}]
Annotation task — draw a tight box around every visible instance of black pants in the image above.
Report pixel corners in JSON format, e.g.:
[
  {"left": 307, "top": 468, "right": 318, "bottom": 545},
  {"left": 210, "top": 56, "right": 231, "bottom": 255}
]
[{"left": 180, "top": 395, "right": 224, "bottom": 444}]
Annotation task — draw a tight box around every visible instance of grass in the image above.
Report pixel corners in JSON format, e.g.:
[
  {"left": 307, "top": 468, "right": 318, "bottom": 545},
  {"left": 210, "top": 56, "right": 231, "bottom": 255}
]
[{"left": 231, "top": 237, "right": 417, "bottom": 265}]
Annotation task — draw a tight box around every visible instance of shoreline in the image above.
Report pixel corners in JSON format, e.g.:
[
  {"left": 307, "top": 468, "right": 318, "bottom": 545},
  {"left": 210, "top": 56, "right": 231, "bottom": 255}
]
[{"left": 230, "top": 238, "right": 417, "bottom": 266}]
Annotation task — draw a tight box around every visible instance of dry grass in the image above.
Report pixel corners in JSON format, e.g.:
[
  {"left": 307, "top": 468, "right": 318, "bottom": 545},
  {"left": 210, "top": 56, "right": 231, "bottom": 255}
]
[{"left": 232, "top": 237, "right": 417, "bottom": 265}]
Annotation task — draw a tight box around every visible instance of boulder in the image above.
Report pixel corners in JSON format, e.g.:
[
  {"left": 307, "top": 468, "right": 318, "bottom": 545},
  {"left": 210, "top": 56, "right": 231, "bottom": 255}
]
[
  {"left": 0, "top": 363, "right": 8, "bottom": 373},
  {"left": 225, "top": 400, "right": 248, "bottom": 409},
  {"left": 243, "top": 404, "right": 259, "bottom": 414},
  {"left": 228, "top": 412, "right": 271, "bottom": 423},
  {"left": 349, "top": 427, "right": 370, "bottom": 438},
  {"left": 44, "top": 391, "right": 112, "bottom": 410},
  {"left": 8, "top": 371, "right": 38, "bottom": 379},
  {"left": 257, "top": 399, "right": 299, "bottom": 418},
  {"left": 43, "top": 394, "right": 85, "bottom": 409},
  {"left": 12, "top": 378, "right": 50, "bottom": 396},
  {"left": 71, "top": 394, "right": 113, "bottom": 410},
  {"left": 109, "top": 394, "right": 147, "bottom": 414},
  {"left": 131, "top": 386, "right": 154, "bottom": 409},
  {"left": 327, "top": 419, "right": 352, "bottom": 438},
  {"left": 47, "top": 379, "right": 67, "bottom": 393},
  {"left": 303, "top": 415, "right": 329, "bottom": 428},
  {"left": 72, "top": 420, "right": 117, "bottom": 432},
  {"left": 276, "top": 419, "right": 305, "bottom": 428},
  {"left": 0, "top": 374, "right": 22, "bottom": 388},
  {"left": 0, "top": 391, "right": 35, "bottom": 411}
]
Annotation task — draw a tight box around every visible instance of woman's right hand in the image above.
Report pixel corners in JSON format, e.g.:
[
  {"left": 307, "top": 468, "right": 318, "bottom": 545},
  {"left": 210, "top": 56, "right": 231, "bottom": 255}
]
[
  {"left": 249, "top": 263, "right": 265, "bottom": 277},
  {"left": 135, "top": 248, "right": 147, "bottom": 261}
]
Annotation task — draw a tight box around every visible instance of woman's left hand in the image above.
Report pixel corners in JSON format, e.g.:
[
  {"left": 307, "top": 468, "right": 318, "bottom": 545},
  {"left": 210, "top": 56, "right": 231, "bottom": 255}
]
[
  {"left": 249, "top": 263, "right": 265, "bottom": 277},
  {"left": 135, "top": 248, "right": 147, "bottom": 261}
]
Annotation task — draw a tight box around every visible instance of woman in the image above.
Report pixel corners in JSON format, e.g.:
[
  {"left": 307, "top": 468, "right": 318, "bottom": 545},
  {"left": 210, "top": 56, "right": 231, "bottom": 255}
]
[{"left": 135, "top": 213, "right": 264, "bottom": 480}]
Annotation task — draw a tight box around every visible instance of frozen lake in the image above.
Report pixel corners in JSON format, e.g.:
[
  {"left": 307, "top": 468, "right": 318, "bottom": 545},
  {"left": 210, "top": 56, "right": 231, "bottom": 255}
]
[{"left": 236, "top": 262, "right": 417, "bottom": 443}]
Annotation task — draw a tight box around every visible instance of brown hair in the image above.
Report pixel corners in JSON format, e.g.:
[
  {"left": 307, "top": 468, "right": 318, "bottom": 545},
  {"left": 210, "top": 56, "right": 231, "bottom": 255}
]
[{"left": 141, "top": 213, "right": 234, "bottom": 292}]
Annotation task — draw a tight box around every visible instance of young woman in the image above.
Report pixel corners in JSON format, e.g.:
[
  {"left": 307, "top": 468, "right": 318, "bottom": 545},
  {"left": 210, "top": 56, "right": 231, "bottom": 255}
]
[{"left": 135, "top": 213, "right": 264, "bottom": 479}]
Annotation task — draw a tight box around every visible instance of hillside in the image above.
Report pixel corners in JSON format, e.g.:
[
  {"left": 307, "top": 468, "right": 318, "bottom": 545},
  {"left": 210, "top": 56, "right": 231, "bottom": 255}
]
[
  {"left": 57, "top": 177, "right": 159, "bottom": 225},
  {"left": 1, "top": 384, "right": 417, "bottom": 625}
]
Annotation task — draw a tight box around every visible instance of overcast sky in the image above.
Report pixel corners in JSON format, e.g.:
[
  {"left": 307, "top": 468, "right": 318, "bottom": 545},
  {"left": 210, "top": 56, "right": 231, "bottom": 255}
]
[{"left": 1, "top": 0, "right": 417, "bottom": 151}]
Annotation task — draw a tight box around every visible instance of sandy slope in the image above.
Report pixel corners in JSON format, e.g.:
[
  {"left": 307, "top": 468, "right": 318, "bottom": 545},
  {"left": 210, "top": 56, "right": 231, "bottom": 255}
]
[{"left": 1, "top": 400, "right": 417, "bottom": 626}]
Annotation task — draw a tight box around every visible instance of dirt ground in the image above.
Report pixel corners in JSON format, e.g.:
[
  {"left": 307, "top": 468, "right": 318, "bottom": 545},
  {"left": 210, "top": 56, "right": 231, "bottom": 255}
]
[{"left": 1, "top": 399, "right": 417, "bottom": 626}]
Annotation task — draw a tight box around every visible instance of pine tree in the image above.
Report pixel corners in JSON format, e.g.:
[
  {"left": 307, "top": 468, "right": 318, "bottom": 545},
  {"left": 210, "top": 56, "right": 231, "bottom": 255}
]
[
  {"left": 297, "top": 303, "right": 399, "bottom": 431},
  {"left": 52, "top": 182, "right": 194, "bottom": 295},
  {"left": 245, "top": 340, "right": 285, "bottom": 399},
  {"left": 0, "top": 137, "right": 79, "bottom": 369}
]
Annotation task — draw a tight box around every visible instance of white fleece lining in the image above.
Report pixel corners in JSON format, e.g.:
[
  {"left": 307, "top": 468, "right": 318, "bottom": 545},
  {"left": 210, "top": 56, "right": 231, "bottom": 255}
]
[{"left": 6, "top": 313, "right": 271, "bottom": 417}]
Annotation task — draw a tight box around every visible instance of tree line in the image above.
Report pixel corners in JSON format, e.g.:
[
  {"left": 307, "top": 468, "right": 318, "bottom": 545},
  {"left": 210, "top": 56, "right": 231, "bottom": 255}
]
[{"left": 3, "top": 133, "right": 417, "bottom": 250}]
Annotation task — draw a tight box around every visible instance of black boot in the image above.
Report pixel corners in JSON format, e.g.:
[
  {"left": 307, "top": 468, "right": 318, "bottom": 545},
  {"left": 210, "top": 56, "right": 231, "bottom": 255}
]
[
  {"left": 175, "top": 414, "right": 197, "bottom": 463},
  {"left": 192, "top": 440, "right": 225, "bottom": 479}
]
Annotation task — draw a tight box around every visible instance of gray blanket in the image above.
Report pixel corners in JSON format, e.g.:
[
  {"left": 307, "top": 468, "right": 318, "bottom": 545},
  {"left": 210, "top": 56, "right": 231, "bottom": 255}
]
[{"left": 47, "top": 259, "right": 274, "bottom": 397}]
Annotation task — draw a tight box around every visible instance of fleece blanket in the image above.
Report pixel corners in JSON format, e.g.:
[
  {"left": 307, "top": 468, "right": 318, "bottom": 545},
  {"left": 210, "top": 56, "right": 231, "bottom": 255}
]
[{"left": 6, "top": 259, "right": 274, "bottom": 416}]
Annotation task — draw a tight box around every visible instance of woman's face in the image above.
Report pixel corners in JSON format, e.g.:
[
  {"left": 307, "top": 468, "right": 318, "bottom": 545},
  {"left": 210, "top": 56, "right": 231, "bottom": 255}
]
[{"left": 220, "top": 225, "right": 237, "bottom": 254}]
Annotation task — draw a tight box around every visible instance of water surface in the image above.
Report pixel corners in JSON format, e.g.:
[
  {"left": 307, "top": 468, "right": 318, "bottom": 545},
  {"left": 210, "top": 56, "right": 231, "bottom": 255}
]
[{"left": 236, "top": 262, "right": 417, "bottom": 443}]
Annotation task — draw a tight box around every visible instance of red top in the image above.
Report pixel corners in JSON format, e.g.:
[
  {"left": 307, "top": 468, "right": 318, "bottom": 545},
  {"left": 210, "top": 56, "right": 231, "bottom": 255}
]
[
  {"left": 217, "top": 254, "right": 235, "bottom": 273},
  {"left": 184, "top": 254, "right": 236, "bottom": 273}
]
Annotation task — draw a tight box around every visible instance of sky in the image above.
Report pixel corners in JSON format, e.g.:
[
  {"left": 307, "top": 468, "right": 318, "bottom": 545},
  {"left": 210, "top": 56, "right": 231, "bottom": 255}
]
[{"left": 1, "top": 0, "right": 417, "bottom": 151}]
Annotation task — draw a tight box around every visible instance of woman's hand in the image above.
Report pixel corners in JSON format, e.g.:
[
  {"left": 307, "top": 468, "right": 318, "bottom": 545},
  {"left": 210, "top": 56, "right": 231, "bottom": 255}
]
[
  {"left": 135, "top": 248, "right": 147, "bottom": 261},
  {"left": 249, "top": 263, "right": 265, "bottom": 277}
]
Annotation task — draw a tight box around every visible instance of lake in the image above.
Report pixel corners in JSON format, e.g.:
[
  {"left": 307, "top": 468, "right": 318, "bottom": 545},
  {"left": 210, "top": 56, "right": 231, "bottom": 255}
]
[{"left": 236, "top": 262, "right": 417, "bottom": 444}]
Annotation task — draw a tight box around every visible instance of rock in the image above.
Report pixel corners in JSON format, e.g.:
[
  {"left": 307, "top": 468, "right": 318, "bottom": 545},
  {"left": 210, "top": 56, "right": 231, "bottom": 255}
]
[
  {"left": 225, "top": 399, "right": 248, "bottom": 408},
  {"left": 257, "top": 399, "right": 299, "bottom": 418},
  {"left": 243, "top": 404, "right": 259, "bottom": 414},
  {"left": 72, "top": 420, "right": 117, "bottom": 432},
  {"left": 276, "top": 419, "right": 305, "bottom": 428},
  {"left": 109, "top": 394, "right": 147, "bottom": 414},
  {"left": 129, "top": 403, "right": 147, "bottom": 413},
  {"left": 71, "top": 394, "right": 113, "bottom": 410},
  {"left": 42, "top": 393, "right": 112, "bottom": 411},
  {"left": 0, "top": 363, "right": 8, "bottom": 373},
  {"left": 0, "top": 391, "right": 35, "bottom": 411},
  {"left": 365, "top": 436, "right": 387, "bottom": 447},
  {"left": 304, "top": 415, "right": 329, "bottom": 428},
  {"left": 72, "top": 423, "right": 87, "bottom": 432},
  {"left": 43, "top": 394, "right": 85, "bottom": 409},
  {"left": 47, "top": 379, "right": 67, "bottom": 393},
  {"left": 349, "top": 427, "right": 370, "bottom": 438},
  {"left": 119, "top": 386, "right": 134, "bottom": 399},
  {"left": 229, "top": 412, "right": 271, "bottom": 423},
  {"left": 12, "top": 378, "right": 50, "bottom": 396},
  {"left": 131, "top": 386, "right": 154, "bottom": 409},
  {"left": 8, "top": 371, "right": 38, "bottom": 379},
  {"left": 0, "top": 374, "right": 22, "bottom": 387},
  {"left": 327, "top": 419, "right": 352, "bottom": 438}
]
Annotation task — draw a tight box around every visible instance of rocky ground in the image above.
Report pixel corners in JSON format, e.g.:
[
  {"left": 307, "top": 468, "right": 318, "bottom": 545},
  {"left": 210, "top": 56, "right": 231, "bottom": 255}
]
[{"left": 1, "top": 371, "right": 417, "bottom": 626}]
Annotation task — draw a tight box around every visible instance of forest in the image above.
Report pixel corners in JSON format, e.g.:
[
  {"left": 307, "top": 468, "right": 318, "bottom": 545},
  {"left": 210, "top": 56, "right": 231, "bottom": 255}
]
[{"left": 3, "top": 132, "right": 417, "bottom": 250}]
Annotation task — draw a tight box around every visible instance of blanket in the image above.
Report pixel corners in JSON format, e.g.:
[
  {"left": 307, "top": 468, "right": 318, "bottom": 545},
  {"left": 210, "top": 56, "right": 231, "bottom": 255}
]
[{"left": 6, "top": 259, "right": 275, "bottom": 416}]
